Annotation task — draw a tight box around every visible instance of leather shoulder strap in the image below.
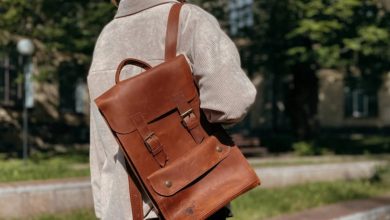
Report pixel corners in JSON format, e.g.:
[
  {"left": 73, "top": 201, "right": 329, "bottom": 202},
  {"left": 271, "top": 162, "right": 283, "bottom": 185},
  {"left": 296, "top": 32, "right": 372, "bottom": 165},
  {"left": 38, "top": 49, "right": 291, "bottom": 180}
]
[
  {"left": 164, "top": 2, "right": 184, "bottom": 61},
  {"left": 126, "top": 3, "right": 185, "bottom": 219}
]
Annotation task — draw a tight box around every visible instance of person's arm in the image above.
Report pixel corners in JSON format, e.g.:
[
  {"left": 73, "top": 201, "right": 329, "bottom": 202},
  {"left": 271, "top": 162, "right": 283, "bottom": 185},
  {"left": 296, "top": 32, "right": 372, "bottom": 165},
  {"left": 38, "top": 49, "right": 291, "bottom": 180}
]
[
  {"left": 89, "top": 103, "right": 106, "bottom": 219},
  {"left": 187, "top": 6, "right": 257, "bottom": 124}
]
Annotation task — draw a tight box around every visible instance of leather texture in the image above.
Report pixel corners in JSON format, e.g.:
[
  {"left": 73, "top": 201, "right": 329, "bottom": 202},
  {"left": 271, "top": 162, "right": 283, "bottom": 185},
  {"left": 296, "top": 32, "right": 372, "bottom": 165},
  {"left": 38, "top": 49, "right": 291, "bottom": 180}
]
[
  {"left": 126, "top": 162, "right": 144, "bottom": 220},
  {"left": 95, "top": 2, "right": 260, "bottom": 219}
]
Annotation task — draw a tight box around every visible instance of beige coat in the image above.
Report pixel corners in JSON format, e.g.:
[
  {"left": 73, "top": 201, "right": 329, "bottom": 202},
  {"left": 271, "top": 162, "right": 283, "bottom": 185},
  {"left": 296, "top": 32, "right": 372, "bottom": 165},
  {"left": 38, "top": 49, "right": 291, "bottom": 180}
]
[{"left": 87, "top": 0, "right": 257, "bottom": 219}]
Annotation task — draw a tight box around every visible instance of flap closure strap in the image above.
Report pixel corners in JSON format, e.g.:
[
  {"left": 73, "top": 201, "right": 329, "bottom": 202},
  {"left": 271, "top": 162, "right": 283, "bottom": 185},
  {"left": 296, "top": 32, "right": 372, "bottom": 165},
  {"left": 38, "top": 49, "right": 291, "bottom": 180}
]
[
  {"left": 147, "top": 136, "right": 230, "bottom": 196},
  {"left": 132, "top": 113, "right": 168, "bottom": 167},
  {"left": 173, "top": 93, "right": 206, "bottom": 144}
]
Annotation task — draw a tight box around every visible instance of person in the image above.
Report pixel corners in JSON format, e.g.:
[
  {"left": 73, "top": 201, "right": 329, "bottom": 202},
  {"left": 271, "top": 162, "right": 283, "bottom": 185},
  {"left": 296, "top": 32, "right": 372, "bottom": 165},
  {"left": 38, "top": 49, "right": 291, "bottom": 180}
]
[{"left": 87, "top": 0, "right": 257, "bottom": 219}]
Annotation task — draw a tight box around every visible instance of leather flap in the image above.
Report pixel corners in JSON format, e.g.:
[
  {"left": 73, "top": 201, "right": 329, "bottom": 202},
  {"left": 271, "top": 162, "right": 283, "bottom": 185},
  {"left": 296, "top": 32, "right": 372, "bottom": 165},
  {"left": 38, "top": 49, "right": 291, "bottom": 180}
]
[
  {"left": 147, "top": 136, "right": 231, "bottom": 197},
  {"left": 95, "top": 55, "right": 196, "bottom": 134}
]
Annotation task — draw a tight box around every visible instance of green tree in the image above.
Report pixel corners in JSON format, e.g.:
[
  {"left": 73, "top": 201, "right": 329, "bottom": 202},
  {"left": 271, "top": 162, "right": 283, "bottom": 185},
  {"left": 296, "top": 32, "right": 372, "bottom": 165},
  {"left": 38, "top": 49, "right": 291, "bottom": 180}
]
[
  {"left": 195, "top": 0, "right": 390, "bottom": 139},
  {"left": 286, "top": 0, "right": 389, "bottom": 72},
  {"left": 284, "top": 0, "right": 389, "bottom": 139},
  {"left": 0, "top": 0, "right": 114, "bottom": 80},
  {"left": 1, "top": 0, "right": 389, "bottom": 141},
  {"left": 0, "top": 1, "right": 115, "bottom": 154}
]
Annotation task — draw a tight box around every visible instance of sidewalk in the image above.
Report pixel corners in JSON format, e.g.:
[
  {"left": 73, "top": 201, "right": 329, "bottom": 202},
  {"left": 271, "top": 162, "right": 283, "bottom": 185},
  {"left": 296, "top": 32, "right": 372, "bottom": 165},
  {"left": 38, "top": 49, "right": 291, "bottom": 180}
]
[
  {"left": 256, "top": 160, "right": 384, "bottom": 188},
  {"left": 267, "top": 196, "right": 390, "bottom": 220},
  {"left": 0, "top": 177, "right": 92, "bottom": 218}
]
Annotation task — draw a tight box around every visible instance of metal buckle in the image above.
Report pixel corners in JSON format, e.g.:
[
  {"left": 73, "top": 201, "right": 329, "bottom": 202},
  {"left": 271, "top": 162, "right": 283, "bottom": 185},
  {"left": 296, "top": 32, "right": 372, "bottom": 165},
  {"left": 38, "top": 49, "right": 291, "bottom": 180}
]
[
  {"left": 144, "top": 132, "right": 155, "bottom": 142},
  {"left": 144, "top": 132, "right": 162, "bottom": 156},
  {"left": 181, "top": 109, "right": 195, "bottom": 129},
  {"left": 180, "top": 108, "right": 193, "bottom": 118},
  {"left": 144, "top": 132, "right": 155, "bottom": 153}
]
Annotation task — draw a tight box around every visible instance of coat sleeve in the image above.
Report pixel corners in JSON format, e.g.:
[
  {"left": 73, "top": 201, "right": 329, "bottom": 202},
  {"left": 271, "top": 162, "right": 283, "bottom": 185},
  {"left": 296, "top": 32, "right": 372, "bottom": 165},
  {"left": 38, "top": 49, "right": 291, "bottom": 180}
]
[
  {"left": 89, "top": 103, "right": 106, "bottom": 219},
  {"left": 185, "top": 6, "right": 257, "bottom": 124}
]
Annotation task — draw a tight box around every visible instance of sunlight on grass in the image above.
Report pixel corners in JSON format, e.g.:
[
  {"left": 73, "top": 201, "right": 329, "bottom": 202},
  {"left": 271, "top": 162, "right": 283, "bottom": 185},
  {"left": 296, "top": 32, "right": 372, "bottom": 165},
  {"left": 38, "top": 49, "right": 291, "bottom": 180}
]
[
  {"left": 0, "top": 157, "right": 89, "bottom": 182},
  {"left": 33, "top": 210, "right": 96, "bottom": 220},
  {"left": 231, "top": 179, "right": 390, "bottom": 220}
]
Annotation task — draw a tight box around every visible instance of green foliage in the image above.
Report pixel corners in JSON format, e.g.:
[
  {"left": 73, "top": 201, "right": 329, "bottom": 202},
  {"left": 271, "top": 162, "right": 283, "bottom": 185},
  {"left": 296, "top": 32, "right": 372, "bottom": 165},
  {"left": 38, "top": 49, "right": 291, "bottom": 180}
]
[
  {"left": 197, "top": 0, "right": 390, "bottom": 80},
  {"left": 286, "top": 0, "right": 390, "bottom": 71},
  {"left": 0, "top": 0, "right": 115, "bottom": 80},
  {"left": 33, "top": 209, "right": 96, "bottom": 220},
  {"left": 0, "top": 0, "right": 388, "bottom": 142},
  {"left": 291, "top": 141, "right": 334, "bottom": 156},
  {"left": 292, "top": 141, "right": 316, "bottom": 155},
  {"left": 232, "top": 179, "right": 390, "bottom": 220},
  {"left": 250, "top": 155, "right": 385, "bottom": 168},
  {"left": 0, "top": 0, "right": 387, "bottom": 80},
  {"left": 0, "top": 156, "right": 89, "bottom": 182},
  {"left": 370, "top": 163, "right": 390, "bottom": 185}
]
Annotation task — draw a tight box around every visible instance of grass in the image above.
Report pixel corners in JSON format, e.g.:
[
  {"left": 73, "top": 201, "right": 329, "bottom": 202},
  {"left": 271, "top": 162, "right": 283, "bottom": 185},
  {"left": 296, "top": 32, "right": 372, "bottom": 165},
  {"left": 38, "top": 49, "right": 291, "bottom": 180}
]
[
  {"left": 260, "top": 134, "right": 390, "bottom": 154},
  {"left": 315, "top": 134, "right": 390, "bottom": 155},
  {"left": 31, "top": 210, "right": 96, "bottom": 220},
  {"left": 0, "top": 156, "right": 89, "bottom": 182},
  {"left": 231, "top": 179, "right": 390, "bottom": 220},
  {"left": 1, "top": 153, "right": 386, "bottom": 182},
  {"left": 249, "top": 154, "right": 389, "bottom": 168},
  {"left": 4, "top": 154, "right": 384, "bottom": 182}
]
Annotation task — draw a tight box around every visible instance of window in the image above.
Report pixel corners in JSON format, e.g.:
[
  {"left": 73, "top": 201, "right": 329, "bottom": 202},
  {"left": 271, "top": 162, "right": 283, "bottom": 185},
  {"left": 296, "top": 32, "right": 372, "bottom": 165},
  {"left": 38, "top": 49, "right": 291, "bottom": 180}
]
[
  {"left": 74, "top": 78, "right": 88, "bottom": 115},
  {"left": 0, "top": 53, "right": 23, "bottom": 107},
  {"left": 58, "top": 61, "right": 88, "bottom": 114},
  {"left": 229, "top": 0, "right": 254, "bottom": 36},
  {"left": 344, "top": 78, "right": 378, "bottom": 118}
]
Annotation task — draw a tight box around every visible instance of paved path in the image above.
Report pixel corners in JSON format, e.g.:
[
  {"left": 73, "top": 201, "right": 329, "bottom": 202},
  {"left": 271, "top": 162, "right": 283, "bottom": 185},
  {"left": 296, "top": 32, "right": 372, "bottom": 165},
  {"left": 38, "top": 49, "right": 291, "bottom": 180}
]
[
  {"left": 0, "top": 177, "right": 92, "bottom": 218},
  {"left": 267, "top": 196, "right": 390, "bottom": 220},
  {"left": 256, "top": 160, "right": 384, "bottom": 188}
]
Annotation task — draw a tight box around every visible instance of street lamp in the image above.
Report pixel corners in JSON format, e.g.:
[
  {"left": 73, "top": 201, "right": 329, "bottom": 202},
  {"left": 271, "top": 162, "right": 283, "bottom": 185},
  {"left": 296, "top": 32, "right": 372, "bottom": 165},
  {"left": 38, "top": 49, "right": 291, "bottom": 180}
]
[
  {"left": 17, "top": 39, "right": 35, "bottom": 56},
  {"left": 17, "top": 38, "right": 35, "bottom": 164}
]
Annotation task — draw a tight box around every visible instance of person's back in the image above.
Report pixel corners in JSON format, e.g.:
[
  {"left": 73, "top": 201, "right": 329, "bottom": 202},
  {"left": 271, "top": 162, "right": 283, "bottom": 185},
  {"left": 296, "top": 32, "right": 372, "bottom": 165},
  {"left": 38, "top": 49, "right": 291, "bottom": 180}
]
[{"left": 88, "top": 0, "right": 257, "bottom": 219}]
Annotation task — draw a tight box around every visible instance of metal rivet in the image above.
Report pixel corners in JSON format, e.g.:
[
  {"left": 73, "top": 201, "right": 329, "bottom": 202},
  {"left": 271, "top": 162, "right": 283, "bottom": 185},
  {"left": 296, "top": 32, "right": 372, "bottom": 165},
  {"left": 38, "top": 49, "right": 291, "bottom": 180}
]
[
  {"left": 164, "top": 180, "right": 172, "bottom": 188},
  {"left": 216, "top": 146, "right": 223, "bottom": 152}
]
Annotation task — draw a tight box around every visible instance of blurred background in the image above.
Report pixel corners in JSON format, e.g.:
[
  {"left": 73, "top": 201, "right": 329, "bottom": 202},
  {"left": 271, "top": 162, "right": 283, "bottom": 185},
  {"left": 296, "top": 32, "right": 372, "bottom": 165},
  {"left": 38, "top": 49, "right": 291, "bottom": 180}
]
[{"left": 0, "top": 0, "right": 389, "bottom": 219}]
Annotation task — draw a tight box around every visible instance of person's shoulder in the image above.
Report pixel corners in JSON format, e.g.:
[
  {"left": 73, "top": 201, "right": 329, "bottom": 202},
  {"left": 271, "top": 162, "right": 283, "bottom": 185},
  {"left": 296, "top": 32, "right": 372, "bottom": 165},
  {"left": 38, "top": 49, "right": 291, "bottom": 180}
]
[
  {"left": 96, "top": 19, "right": 116, "bottom": 40},
  {"left": 181, "top": 3, "right": 211, "bottom": 16},
  {"left": 93, "top": 18, "right": 121, "bottom": 53},
  {"left": 181, "top": 3, "right": 220, "bottom": 27},
  {"left": 90, "top": 19, "right": 117, "bottom": 68}
]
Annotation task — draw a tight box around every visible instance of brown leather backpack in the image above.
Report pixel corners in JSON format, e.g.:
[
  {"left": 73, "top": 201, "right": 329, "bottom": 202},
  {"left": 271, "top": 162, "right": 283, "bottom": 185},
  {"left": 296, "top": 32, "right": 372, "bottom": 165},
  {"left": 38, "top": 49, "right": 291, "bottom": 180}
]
[{"left": 95, "top": 2, "right": 260, "bottom": 220}]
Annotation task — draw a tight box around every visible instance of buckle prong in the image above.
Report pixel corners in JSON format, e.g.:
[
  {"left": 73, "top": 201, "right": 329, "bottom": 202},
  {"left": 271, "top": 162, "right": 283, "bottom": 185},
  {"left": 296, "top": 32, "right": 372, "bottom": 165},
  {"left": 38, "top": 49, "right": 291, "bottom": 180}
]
[
  {"left": 144, "top": 132, "right": 155, "bottom": 142},
  {"left": 180, "top": 109, "right": 193, "bottom": 118}
]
